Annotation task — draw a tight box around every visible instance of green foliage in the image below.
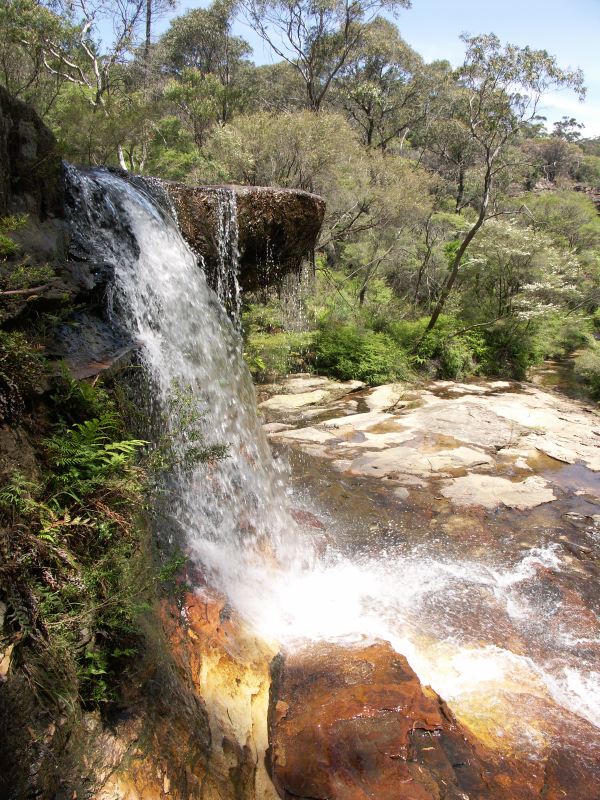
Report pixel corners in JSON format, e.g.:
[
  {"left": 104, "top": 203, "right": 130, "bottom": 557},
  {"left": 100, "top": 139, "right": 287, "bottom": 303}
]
[
  {"left": 242, "top": 300, "right": 285, "bottom": 334},
  {"left": 0, "top": 331, "right": 46, "bottom": 416},
  {"left": 0, "top": 215, "right": 27, "bottom": 259},
  {"left": 50, "top": 366, "right": 113, "bottom": 423},
  {"left": 525, "top": 191, "right": 600, "bottom": 251},
  {"left": 312, "top": 323, "right": 410, "bottom": 385},
  {"left": 148, "top": 380, "right": 229, "bottom": 475},
  {"left": 576, "top": 155, "right": 600, "bottom": 187},
  {"left": 532, "top": 312, "right": 595, "bottom": 359},
  {"left": 574, "top": 347, "right": 600, "bottom": 399},
  {"left": 45, "top": 413, "right": 146, "bottom": 497},
  {"left": 244, "top": 331, "right": 313, "bottom": 380},
  {"left": 390, "top": 316, "right": 486, "bottom": 379},
  {"left": 0, "top": 372, "right": 151, "bottom": 707},
  {"left": 480, "top": 320, "right": 542, "bottom": 379}
]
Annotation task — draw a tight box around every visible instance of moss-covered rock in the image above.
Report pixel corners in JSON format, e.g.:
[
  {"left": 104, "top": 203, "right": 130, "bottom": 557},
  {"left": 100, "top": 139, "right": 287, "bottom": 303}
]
[{"left": 167, "top": 183, "right": 325, "bottom": 292}]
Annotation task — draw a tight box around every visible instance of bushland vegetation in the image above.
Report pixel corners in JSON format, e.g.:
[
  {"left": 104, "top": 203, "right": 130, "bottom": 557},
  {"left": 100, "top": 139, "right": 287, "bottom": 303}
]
[{"left": 1, "top": 0, "right": 599, "bottom": 395}]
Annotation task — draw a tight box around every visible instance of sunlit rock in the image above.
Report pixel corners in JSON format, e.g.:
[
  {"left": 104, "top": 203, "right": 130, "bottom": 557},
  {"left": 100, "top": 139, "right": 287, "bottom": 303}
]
[
  {"left": 441, "top": 474, "right": 557, "bottom": 510},
  {"left": 268, "top": 640, "right": 508, "bottom": 800},
  {"left": 259, "top": 376, "right": 364, "bottom": 416}
]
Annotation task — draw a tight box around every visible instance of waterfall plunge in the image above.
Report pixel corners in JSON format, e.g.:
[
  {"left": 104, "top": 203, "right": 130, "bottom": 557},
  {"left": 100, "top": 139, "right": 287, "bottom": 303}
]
[{"left": 213, "top": 188, "right": 242, "bottom": 326}]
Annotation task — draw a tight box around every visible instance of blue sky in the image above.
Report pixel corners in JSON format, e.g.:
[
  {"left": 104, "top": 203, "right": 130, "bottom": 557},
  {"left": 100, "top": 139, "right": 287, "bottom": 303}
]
[{"left": 155, "top": 0, "right": 600, "bottom": 136}]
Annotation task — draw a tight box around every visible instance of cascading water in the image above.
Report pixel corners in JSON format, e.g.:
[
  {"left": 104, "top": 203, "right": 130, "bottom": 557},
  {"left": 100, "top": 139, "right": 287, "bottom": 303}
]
[
  {"left": 66, "top": 166, "right": 312, "bottom": 594},
  {"left": 213, "top": 188, "right": 242, "bottom": 326},
  {"left": 65, "top": 166, "right": 600, "bottom": 767}
]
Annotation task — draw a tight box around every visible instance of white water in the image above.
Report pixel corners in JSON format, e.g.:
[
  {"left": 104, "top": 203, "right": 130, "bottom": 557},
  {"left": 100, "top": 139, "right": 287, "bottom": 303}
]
[
  {"left": 67, "top": 168, "right": 600, "bottom": 753},
  {"left": 213, "top": 188, "right": 242, "bottom": 326}
]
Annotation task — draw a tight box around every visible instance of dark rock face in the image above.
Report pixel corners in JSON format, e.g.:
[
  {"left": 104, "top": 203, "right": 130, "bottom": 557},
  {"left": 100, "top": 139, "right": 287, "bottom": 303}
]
[
  {"left": 0, "top": 85, "right": 63, "bottom": 218},
  {"left": 167, "top": 183, "right": 325, "bottom": 292}
]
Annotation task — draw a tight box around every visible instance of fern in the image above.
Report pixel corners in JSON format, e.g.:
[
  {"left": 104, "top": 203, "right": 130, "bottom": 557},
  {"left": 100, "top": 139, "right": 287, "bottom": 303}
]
[
  {"left": 46, "top": 413, "right": 147, "bottom": 493},
  {"left": 0, "top": 471, "right": 41, "bottom": 518}
]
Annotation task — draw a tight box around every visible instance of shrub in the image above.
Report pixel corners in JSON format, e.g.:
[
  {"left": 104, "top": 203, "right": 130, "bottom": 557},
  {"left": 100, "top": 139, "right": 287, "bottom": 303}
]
[
  {"left": 0, "top": 215, "right": 27, "bottom": 259},
  {"left": 389, "top": 316, "right": 487, "bottom": 380},
  {"left": 244, "top": 330, "right": 313, "bottom": 381},
  {"left": 532, "top": 313, "right": 595, "bottom": 359},
  {"left": 574, "top": 347, "right": 600, "bottom": 399},
  {"left": 0, "top": 331, "right": 46, "bottom": 421},
  {"left": 242, "top": 300, "right": 285, "bottom": 334},
  {"left": 479, "top": 320, "right": 542, "bottom": 379},
  {"left": 312, "top": 323, "right": 410, "bottom": 386}
]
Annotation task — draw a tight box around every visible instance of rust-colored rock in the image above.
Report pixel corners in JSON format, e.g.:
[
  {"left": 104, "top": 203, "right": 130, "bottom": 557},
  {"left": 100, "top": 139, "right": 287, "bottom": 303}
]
[
  {"left": 157, "top": 586, "right": 279, "bottom": 800},
  {"left": 267, "top": 641, "right": 502, "bottom": 800},
  {"left": 267, "top": 640, "right": 600, "bottom": 800},
  {"left": 167, "top": 183, "right": 325, "bottom": 292}
]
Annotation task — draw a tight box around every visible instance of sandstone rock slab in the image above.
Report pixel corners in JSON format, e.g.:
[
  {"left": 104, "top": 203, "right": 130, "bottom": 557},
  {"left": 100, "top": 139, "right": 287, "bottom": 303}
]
[
  {"left": 167, "top": 183, "right": 325, "bottom": 292},
  {"left": 441, "top": 474, "right": 556, "bottom": 510}
]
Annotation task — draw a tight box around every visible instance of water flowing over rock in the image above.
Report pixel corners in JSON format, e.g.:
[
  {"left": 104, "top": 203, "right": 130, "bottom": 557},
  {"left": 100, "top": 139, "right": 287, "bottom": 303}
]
[
  {"left": 267, "top": 640, "right": 600, "bottom": 800},
  {"left": 66, "top": 166, "right": 306, "bottom": 563},
  {"left": 166, "top": 182, "right": 325, "bottom": 293},
  {"left": 4, "top": 92, "right": 600, "bottom": 797}
]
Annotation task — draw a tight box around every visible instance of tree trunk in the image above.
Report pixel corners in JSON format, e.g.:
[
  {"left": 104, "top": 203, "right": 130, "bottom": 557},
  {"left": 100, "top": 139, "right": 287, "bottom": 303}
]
[
  {"left": 144, "top": 0, "right": 152, "bottom": 58},
  {"left": 117, "top": 144, "right": 128, "bottom": 171},
  {"left": 421, "top": 162, "right": 493, "bottom": 338},
  {"left": 455, "top": 165, "right": 465, "bottom": 213},
  {"left": 423, "top": 214, "right": 484, "bottom": 335}
]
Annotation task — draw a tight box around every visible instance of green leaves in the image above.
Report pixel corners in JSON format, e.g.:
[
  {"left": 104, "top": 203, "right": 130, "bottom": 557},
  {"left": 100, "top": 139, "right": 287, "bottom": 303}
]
[{"left": 45, "top": 414, "right": 147, "bottom": 493}]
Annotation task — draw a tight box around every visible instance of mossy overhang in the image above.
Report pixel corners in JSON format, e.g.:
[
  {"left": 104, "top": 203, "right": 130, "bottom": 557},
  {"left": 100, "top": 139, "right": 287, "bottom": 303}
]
[{"left": 166, "top": 182, "right": 326, "bottom": 292}]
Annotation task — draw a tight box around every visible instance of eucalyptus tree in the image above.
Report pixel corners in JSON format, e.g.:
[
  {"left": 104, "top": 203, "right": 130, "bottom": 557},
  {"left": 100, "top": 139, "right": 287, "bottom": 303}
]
[
  {"left": 240, "top": 0, "right": 412, "bottom": 111},
  {"left": 552, "top": 115, "right": 585, "bottom": 142},
  {"left": 422, "top": 33, "right": 585, "bottom": 335},
  {"left": 159, "top": 0, "right": 251, "bottom": 122},
  {"left": 27, "top": 0, "right": 148, "bottom": 109},
  {"left": 0, "top": 0, "right": 74, "bottom": 114},
  {"left": 336, "top": 17, "right": 427, "bottom": 149}
]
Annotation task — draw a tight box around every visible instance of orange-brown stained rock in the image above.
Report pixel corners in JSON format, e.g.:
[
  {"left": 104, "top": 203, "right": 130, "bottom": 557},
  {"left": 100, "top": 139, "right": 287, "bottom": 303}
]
[
  {"left": 267, "top": 641, "right": 511, "bottom": 800},
  {"left": 267, "top": 641, "right": 600, "bottom": 800},
  {"left": 166, "top": 182, "right": 325, "bottom": 292},
  {"left": 160, "top": 586, "right": 279, "bottom": 800}
]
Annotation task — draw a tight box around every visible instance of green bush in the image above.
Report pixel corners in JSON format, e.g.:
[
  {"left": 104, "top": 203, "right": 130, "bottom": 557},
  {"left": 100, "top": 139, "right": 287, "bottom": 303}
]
[
  {"left": 574, "top": 347, "right": 600, "bottom": 399},
  {"left": 479, "top": 320, "right": 542, "bottom": 379},
  {"left": 311, "top": 323, "right": 410, "bottom": 386},
  {"left": 244, "top": 330, "right": 313, "bottom": 380},
  {"left": 0, "top": 214, "right": 27, "bottom": 259},
  {"left": 0, "top": 331, "right": 46, "bottom": 420},
  {"left": 532, "top": 313, "right": 595, "bottom": 359},
  {"left": 242, "top": 300, "right": 285, "bottom": 334},
  {"left": 389, "top": 316, "right": 487, "bottom": 380}
]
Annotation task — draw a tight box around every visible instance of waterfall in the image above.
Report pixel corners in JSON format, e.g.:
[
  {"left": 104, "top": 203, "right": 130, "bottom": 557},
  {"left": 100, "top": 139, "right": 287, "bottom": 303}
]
[
  {"left": 65, "top": 166, "right": 600, "bottom": 757},
  {"left": 65, "top": 166, "right": 311, "bottom": 595},
  {"left": 213, "top": 188, "right": 242, "bottom": 326}
]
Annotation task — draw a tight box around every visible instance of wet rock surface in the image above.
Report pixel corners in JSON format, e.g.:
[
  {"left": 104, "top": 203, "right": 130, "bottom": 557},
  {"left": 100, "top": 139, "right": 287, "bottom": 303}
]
[
  {"left": 267, "top": 640, "right": 600, "bottom": 800},
  {"left": 268, "top": 641, "right": 498, "bottom": 800},
  {"left": 259, "top": 373, "right": 600, "bottom": 793},
  {"left": 263, "top": 374, "right": 600, "bottom": 508},
  {"left": 167, "top": 183, "right": 325, "bottom": 291},
  {"left": 99, "top": 586, "right": 279, "bottom": 800}
]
